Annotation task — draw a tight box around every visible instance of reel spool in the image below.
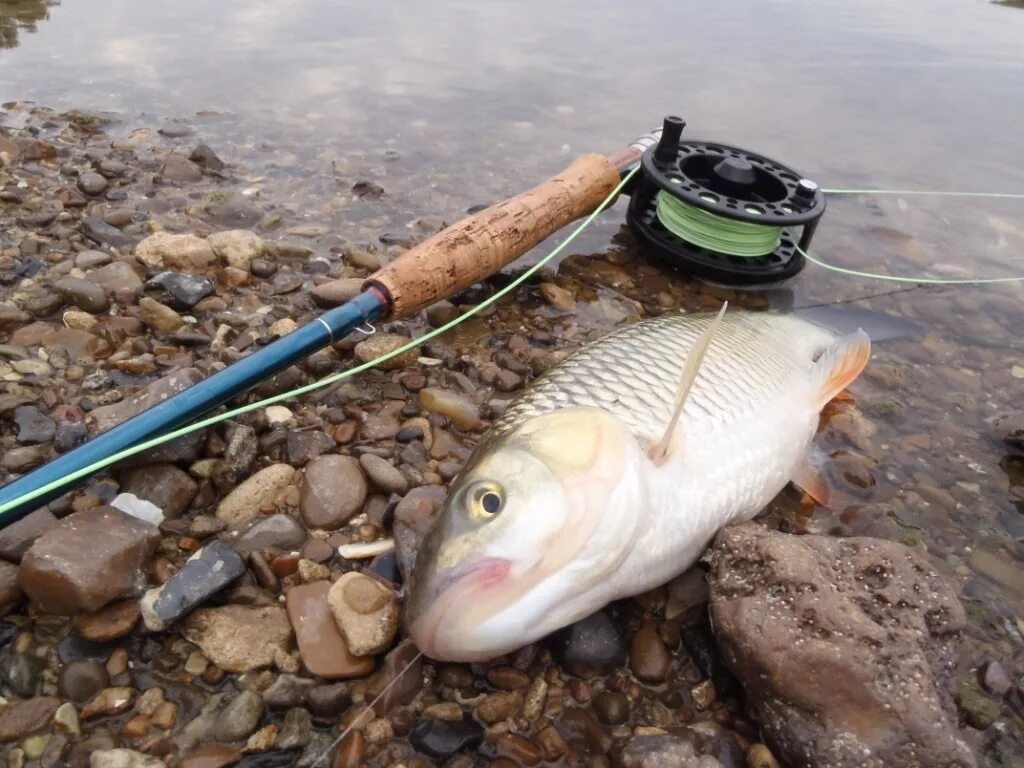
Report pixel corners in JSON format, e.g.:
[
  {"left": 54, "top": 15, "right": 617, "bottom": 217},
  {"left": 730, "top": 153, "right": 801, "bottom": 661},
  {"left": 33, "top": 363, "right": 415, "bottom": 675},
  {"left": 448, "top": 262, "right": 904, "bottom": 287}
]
[{"left": 626, "top": 115, "right": 826, "bottom": 286}]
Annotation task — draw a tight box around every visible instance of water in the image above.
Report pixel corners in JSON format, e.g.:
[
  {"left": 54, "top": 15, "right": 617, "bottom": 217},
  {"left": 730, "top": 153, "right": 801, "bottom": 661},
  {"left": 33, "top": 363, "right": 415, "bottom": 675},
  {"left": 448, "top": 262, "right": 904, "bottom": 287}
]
[{"left": 3, "top": 0, "right": 1024, "bottom": 759}]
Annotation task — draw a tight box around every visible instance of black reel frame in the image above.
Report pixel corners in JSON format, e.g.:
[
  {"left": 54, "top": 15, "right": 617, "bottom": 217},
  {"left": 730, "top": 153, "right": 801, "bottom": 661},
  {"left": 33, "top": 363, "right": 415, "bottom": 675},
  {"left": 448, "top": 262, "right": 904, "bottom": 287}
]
[{"left": 625, "top": 115, "right": 826, "bottom": 286}]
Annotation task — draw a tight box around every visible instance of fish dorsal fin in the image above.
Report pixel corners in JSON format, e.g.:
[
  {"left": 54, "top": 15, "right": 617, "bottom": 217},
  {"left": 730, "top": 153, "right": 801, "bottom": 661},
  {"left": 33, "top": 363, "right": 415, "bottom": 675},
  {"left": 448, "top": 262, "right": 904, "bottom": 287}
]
[{"left": 648, "top": 303, "right": 727, "bottom": 466}]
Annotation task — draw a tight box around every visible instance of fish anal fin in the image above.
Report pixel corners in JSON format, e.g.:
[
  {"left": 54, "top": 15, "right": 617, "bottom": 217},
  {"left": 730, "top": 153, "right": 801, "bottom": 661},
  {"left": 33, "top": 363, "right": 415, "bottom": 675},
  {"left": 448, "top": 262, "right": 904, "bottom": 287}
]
[
  {"left": 648, "top": 302, "right": 727, "bottom": 466},
  {"left": 813, "top": 329, "right": 871, "bottom": 409},
  {"left": 791, "top": 447, "right": 831, "bottom": 507}
]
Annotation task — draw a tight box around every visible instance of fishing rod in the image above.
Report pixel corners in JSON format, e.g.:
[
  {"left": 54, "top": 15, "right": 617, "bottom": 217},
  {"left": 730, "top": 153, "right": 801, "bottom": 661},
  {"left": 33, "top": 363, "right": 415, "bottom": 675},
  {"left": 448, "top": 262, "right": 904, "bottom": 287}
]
[
  {"left": 1, "top": 114, "right": 1020, "bottom": 526},
  {"left": 0, "top": 127, "right": 664, "bottom": 525}
]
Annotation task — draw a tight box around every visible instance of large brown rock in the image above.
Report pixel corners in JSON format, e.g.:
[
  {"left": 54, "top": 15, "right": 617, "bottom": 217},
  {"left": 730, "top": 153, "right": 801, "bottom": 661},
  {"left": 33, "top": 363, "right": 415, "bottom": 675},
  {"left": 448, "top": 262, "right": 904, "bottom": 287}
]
[
  {"left": 19, "top": 506, "right": 160, "bottom": 614},
  {"left": 708, "top": 523, "right": 975, "bottom": 768},
  {"left": 286, "top": 581, "right": 375, "bottom": 679},
  {"left": 0, "top": 696, "right": 60, "bottom": 742}
]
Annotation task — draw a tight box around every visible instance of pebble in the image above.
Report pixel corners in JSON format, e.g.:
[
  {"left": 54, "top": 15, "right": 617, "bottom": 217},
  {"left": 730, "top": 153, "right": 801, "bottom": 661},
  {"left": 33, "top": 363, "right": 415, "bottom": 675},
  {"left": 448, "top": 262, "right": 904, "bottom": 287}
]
[
  {"left": 354, "top": 333, "right": 420, "bottom": 370},
  {"left": 496, "top": 734, "right": 544, "bottom": 766},
  {"left": 82, "top": 217, "right": 133, "bottom": 247},
  {"left": 176, "top": 744, "right": 242, "bottom": 768},
  {"left": 207, "top": 230, "right": 267, "bottom": 271},
  {"left": 980, "top": 660, "right": 1012, "bottom": 697},
  {"left": 361, "top": 639, "right": 423, "bottom": 715},
  {"left": 84, "top": 261, "right": 142, "bottom": 293},
  {"left": 89, "top": 368, "right": 203, "bottom": 433},
  {"left": 55, "top": 276, "right": 110, "bottom": 314},
  {"left": 82, "top": 686, "right": 135, "bottom": 718},
  {"left": 260, "top": 674, "right": 314, "bottom": 711},
  {"left": 235, "top": 514, "right": 307, "bottom": 553},
  {"left": 140, "top": 541, "right": 246, "bottom": 630},
  {"left": 63, "top": 309, "right": 99, "bottom": 331},
  {"left": 307, "top": 682, "right": 352, "bottom": 718},
  {"left": 3, "top": 445, "right": 47, "bottom": 472},
  {"left": 277, "top": 707, "right": 312, "bottom": 749},
  {"left": 550, "top": 609, "right": 625, "bottom": 676},
  {"left": 332, "top": 731, "right": 365, "bottom": 768},
  {"left": 146, "top": 271, "right": 215, "bottom": 309},
  {"left": 189, "top": 144, "right": 225, "bottom": 171},
  {"left": 53, "top": 702, "right": 80, "bottom": 735},
  {"left": 630, "top": 619, "right": 672, "bottom": 684},
  {"left": 72, "top": 599, "right": 141, "bottom": 641},
  {"left": 593, "top": 690, "right": 629, "bottom": 725},
  {"left": 476, "top": 691, "right": 522, "bottom": 724},
  {"left": 285, "top": 580, "right": 375, "bottom": 679},
  {"left": 216, "top": 463, "right": 296, "bottom": 527},
  {"left": 310, "top": 278, "right": 364, "bottom": 307},
  {"left": 0, "top": 560, "right": 21, "bottom": 612},
  {"left": 213, "top": 690, "right": 264, "bottom": 742},
  {"left": 358, "top": 453, "right": 409, "bottom": 495},
  {"left": 692, "top": 679, "right": 716, "bottom": 710},
  {"left": 300, "top": 455, "right": 367, "bottom": 529},
  {"left": 540, "top": 282, "right": 575, "bottom": 310},
  {"left": 422, "top": 702, "right": 463, "bottom": 721},
  {"left": 161, "top": 153, "right": 203, "bottom": 182},
  {"left": 487, "top": 666, "right": 531, "bottom": 690},
  {"left": 243, "top": 723, "right": 278, "bottom": 752},
  {"left": 135, "top": 232, "right": 216, "bottom": 272},
  {"left": 119, "top": 463, "right": 198, "bottom": 519},
  {"left": 418, "top": 388, "right": 481, "bottom": 431},
  {"left": 0, "top": 653, "right": 45, "bottom": 697},
  {"left": 286, "top": 430, "right": 336, "bottom": 466},
  {"left": 535, "top": 726, "right": 568, "bottom": 761},
  {"left": 77, "top": 172, "right": 109, "bottom": 196},
  {"left": 297, "top": 558, "right": 330, "bottom": 582},
  {"left": 407, "top": 717, "right": 483, "bottom": 761},
  {"left": 18, "top": 506, "right": 161, "bottom": 614},
  {"left": 182, "top": 605, "right": 292, "bottom": 673},
  {"left": 747, "top": 744, "right": 781, "bottom": 768},
  {"left": 138, "top": 296, "right": 184, "bottom": 332},
  {"left": 957, "top": 679, "right": 1002, "bottom": 730},
  {"left": 301, "top": 539, "right": 334, "bottom": 563},
  {"left": 12, "top": 405, "right": 55, "bottom": 445},
  {"left": 326, "top": 572, "right": 399, "bottom": 655},
  {"left": 0, "top": 697, "right": 60, "bottom": 742}
]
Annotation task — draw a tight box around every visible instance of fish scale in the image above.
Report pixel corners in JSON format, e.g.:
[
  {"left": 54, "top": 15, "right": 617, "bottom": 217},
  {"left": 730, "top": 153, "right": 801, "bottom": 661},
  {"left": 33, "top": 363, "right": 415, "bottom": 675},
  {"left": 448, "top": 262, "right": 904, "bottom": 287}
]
[{"left": 492, "top": 311, "right": 831, "bottom": 446}]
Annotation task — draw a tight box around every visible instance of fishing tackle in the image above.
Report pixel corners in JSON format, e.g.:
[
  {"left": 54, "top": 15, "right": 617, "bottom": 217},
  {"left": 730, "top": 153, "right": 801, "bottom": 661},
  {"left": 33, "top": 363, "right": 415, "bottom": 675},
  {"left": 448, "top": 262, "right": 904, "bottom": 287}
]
[{"left": 624, "top": 115, "right": 826, "bottom": 286}]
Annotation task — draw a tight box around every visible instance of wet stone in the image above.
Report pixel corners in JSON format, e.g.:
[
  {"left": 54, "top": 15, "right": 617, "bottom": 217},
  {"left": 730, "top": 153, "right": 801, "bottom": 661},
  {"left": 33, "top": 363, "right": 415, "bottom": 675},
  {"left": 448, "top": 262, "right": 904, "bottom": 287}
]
[
  {"left": 594, "top": 691, "right": 629, "bottom": 726},
  {"left": 13, "top": 405, "right": 55, "bottom": 445},
  {"left": 55, "top": 277, "right": 110, "bottom": 314},
  {"left": 82, "top": 218, "right": 133, "bottom": 248},
  {"left": 262, "top": 674, "right": 315, "bottom": 710},
  {"left": 213, "top": 690, "right": 265, "bottom": 743},
  {"left": 0, "top": 697, "right": 60, "bottom": 742},
  {"left": 354, "top": 333, "right": 420, "bottom": 370},
  {"left": 310, "top": 278, "right": 364, "bottom": 308},
  {"left": 0, "top": 561, "right": 21, "bottom": 612},
  {"left": 72, "top": 600, "right": 141, "bottom": 642},
  {"left": 630, "top": 619, "right": 671, "bottom": 684},
  {"left": 90, "top": 749, "right": 164, "bottom": 768},
  {"left": 217, "top": 464, "right": 297, "bottom": 528},
  {"left": 85, "top": 261, "right": 143, "bottom": 293},
  {"left": 407, "top": 716, "right": 483, "bottom": 761},
  {"left": 0, "top": 653, "right": 45, "bottom": 698},
  {"left": 276, "top": 707, "right": 312, "bottom": 749},
  {"left": 139, "top": 296, "right": 184, "bottom": 332},
  {"left": 358, "top": 454, "right": 409, "bottom": 495},
  {"left": 3, "top": 446, "right": 48, "bottom": 473},
  {"left": 236, "top": 515, "right": 307, "bottom": 554},
  {"left": 980, "top": 660, "right": 1012, "bottom": 697},
  {"left": 0, "top": 508, "right": 56, "bottom": 564},
  {"left": 307, "top": 682, "right": 351, "bottom": 719},
  {"left": 957, "top": 679, "right": 1002, "bottom": 730},
  {"left": 183, "top": 605, "right": 292, "bottom": 673},
  {"left": 327, "top": 572, "right": 399, "bottom": 656},
  {"left": 476, "top": 691, "right": 522, "bottom": 724},
  {"left": 58, "top": 659, "right": 109, "bottom": 704},
  {"left": 363, "top": 640, "right": 423, "bottom": 715},
  {"left": 286, "top": 430, "right": 335, "bottom": 466},
  {"left": 208, "top": 230, "right": 267, "bottom": 272},
  {"left": 141, "top": 541, "right": 246, "bottom": 631},
  {"left": 393, "top": 485, "right": 446, "bottom": 581},
  {"left": 285, "top": 580, "right": 374, "bottom": 679},
  {"left": 120, "top": 463, "right": 198, "bottom": 519},
  {"left": 161, "top": 153, "right": 203, "bottom": 183},
  {"left": 18, "top": 506, "right": 161, "bottom": 614},
  {"left": 77, "top": 172, "right": 109, "bottom": 196},
  {"left": 747, "top": 744, "right": 781, "bottom": 768},
  {"left": 89, "top": 368, "right": 203, "bottom": 434},
  {"left": 177, "top": 744, "right": 242, "bottom": 768},
  {"left": 55, "top": 421, "right": 88, "bottom": 452},
  {"left": 418, "top": 388, "right": 481, "bottom": 431},
  {"left": 146, "top": 271, "right": 215, "bottom": 309},
  {"left": 300, "top": 455, "right": 367, "bottom": 530},
  {"left": 550, "top": 609, "right": 626, "bottom": 677},
  {"left": 616, "top": 733, "right": 708, "bottom": 768},
  {"left": 332, "top": 731, "right": 365, "bottom": 768},
  {"left": 189, "top": 144, "right": 225, "bottom": 172}
]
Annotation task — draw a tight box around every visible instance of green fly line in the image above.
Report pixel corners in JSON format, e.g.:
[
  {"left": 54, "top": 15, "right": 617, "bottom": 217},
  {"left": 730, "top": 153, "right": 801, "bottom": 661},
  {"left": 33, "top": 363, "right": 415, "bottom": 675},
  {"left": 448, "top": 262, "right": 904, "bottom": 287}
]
[{"left": 1, "top": 170, "right": 1022, "bottom": 516}]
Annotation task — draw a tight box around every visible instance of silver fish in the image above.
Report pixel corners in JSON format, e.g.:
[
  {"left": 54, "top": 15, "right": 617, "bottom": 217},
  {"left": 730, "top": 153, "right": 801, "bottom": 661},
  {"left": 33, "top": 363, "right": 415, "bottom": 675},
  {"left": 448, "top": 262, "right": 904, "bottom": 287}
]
[{"left": 405, "top": 309, "right": 870, "bottom": 661}]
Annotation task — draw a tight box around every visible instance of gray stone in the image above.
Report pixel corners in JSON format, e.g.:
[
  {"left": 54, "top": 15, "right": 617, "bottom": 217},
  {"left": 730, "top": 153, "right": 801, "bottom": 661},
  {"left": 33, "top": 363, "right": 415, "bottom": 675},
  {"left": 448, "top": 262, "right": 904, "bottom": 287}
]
[
  {"left": 262, "top": 674, "right": 315, "bottom": 710},
  {"left": 55, "top": 277, "right": 110, "bottom": 314},
  {"left": 89, "top": 749, "right": 163, "bottom": 768},
  {"left": 81, "top": 219, "right": 133, "bottom": 248},
  {"left": 189, "top": 144, "right": 224, "bottom": 172},
  {"left": 77, "top": 173, "right": 108, "bottom": 196},
  {"left": 0, "top": 508, "right": 57, "bottom": 563},
  {"left": 235, "top": 514, "right": 307, "bottom": 554},
  {"left": 277, "top": 707, "right": 312, "bottom": 749},
  {"left": 119, "top": 464, "right": 198, "bottom": 519},
  {"left": 58, "top": 659, "right": 109, "bottom": 704},
  {"left": 300, "top": 455, "right": 366, "bottom": 530},
  {"left": 145, "top": 271, "right": 215, "bottom": 309},
  {"left": 358, "top": 453, "right": 409, "bottom": 495},
  {"left": 140, "top": 542, "right": 246, "bottom": 631},
  {"left": 212, "top": 690, "right": 264, "bottom": 742},
  {"left": 0, "top": 653, "right": 45, "bottom": 698},
  {"left": 12, "top": 406, "right": 55, "bottom": 445}
]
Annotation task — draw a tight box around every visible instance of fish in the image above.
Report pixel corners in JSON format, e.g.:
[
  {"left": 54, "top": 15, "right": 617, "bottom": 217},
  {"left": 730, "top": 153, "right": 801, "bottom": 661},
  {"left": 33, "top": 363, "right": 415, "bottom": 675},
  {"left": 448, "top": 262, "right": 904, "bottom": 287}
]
[{"left": 404, "top": 307, "right": 871, "bottom": 662}]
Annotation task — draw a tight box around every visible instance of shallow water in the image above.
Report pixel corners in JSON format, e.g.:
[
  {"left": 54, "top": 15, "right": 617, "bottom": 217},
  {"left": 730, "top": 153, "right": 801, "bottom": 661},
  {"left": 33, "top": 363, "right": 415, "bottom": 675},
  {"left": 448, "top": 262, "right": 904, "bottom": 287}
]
[{"left": 3, "top": 0, "right": 1024, "bottom": 761}]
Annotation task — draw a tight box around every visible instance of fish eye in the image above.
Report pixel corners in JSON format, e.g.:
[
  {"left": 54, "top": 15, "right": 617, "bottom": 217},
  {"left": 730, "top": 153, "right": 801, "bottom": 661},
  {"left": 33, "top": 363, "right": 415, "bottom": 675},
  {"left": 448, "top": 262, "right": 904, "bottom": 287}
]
[{"left": 468, "top": 483, "right": 504, "bottom": 520}]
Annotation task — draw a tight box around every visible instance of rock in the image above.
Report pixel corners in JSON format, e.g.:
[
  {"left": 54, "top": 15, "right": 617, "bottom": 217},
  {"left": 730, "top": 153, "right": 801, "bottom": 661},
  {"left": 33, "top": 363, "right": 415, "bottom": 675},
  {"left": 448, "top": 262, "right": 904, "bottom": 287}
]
[
  {"left": 393, "top": 485, "right": 446, "bottom": 581},
  {"left": 182, "top": 605, "right": 292, "bottom": 673},
  {"left": 82, "top": 218, "right": 134, "bottom": 248},
  {"left": 110, "top": 493, "right": 164, "bottom": 526},
  {"left": 140, "top": 542, "right": 246, "bottom": 630},
  {"left": 77, "top": 172, "right": 109, "bottom": 196},
  {"left": 189, "top": 144, "right": 225, "bottom": 171},
  {"left": 358, "top": 454, "right": 409, "bottom": 495},
  {"left": 616, "top": 734, "right": 712, "bottom": 768},
  {"left": 243, "top": 723, "right": 277, "bottom": 752},
  {"left": 2, "top": 445, "right": 47, "bottom": 473},
  {"left": 419, "top": 388, "right": 482, "bottom": 431},
  {"left": 85, "top": 261, "right": 143, "bottom": 293},
  {"left": 362, "top": 640, "right": 423, "bottom": 715},
  {"left": 89, "top": 368, "right": 203, "bottom": 434},
  {"left": 213, "top": 424, "right": 258, "bottom": 489},
  {"left": 310, "top": 278, "right": 364, "bottom": 307},
  {"left": 18, "top": 506, "right": 160, "bottom": 614},
  {"left": 708, "top": 523, "right": 975, "bottom": 768},
  {"left": 594, "top": 691, "right": 629, "bottom": 726},
  {"left": 135, "top": 232, "right": 217, "bottom": 272},
  {"left": 73, "top": 600, "right": 141, "bottom": 641},
  {"left": 81, "top": 686, "right": 135, "bottom": 718},
  {"left": 747, "top": 744, "right": 781, "bottom": 768},
  {"left": 956, "top": 679, "right": 1002, "bottom": 730},
  {"left": 477, "top": 691, "right": 522, "bottom": 724},
  {"left": 54, "top": 277, "right": 110, "bottom": 314},
  {"left": 236, "top": 514, "right": 307, "bottom": 554},
  {"left": 631, "top": 619, "right": 671, "bottom": 684},
  {"left": 285, "top": 580, "right": 375, "bottom": 679},
  {"left": 208, "top": 230, "right": 267, "bottom": 271},
  {"left": 54, "top": 702, "right": 80, "bottom": 735},
  {"left": 550, "top": 609, "right": 626, "bottom": 677},
  {"left": 0, "top": 653, "right": 45, "bottom": 697},
  {"left": 217, "top": 464, "right": 296, "bottom": 527},
  {"left": 12, "top": 405, "right": 55, "bottom": 445},
  {"left": 0, "top": 696, "right": 60, "bottom": 742},
  {"left": 262, "top": 674, "right": 315, "bottom": 710},
  {"left": 980, "top": 660, "right": 1012, "bottom": 697},
  {"left": 213, "top": 690, "right": 264, "bottom": 742},
  {"left": 0, "top": 509, "right": 57, "bottom": 564},
  {"left": 0, "top": 304, "right": 30, "bottom": 330},
  {"left": 327, "top": 572, "right": 399, "bottom": 656},
  {"left": 146, "top": 271, "right": 215, "bottom": 309},
  {"left": 540, "top": 283, "right": 575, "bottom": 311},
  {"left": 0, "top": 560, "right": 21, "bottom": 613},
  {"left": 119, "top": 464, "right": 198, "bottom": 519},
  {"left": 161, "top": 154, "right": 203, "bottom": 183},
  {"left": 139, "top": 296, "right": 184, "bottom": 332},
  {"left": 55, "top": 420, "right": 88, "bottom": 452},
  {"left": 331, "top": 731, "right": 365, "bottom": 768},
  {"left": 353, "top": 333, "right": 420, "bottom": 370},
  {"left": 496, "top": 734, "right": 544, "bottom": 766},
  {"left": 286, "top": 430, "right": 336, "bottom": 466},
  {"left": 300, "top": 455, "right": 366, "bottom": 529},
  {"left": 176, "top": 744, "right": 242, "bottom": 768},
  {"left": 277, "top": 707, "right": 312, "bottom": 749},
  {"left": 89, "top": 749, "right": 163, "bottom": 768},
  {"left": 408, "top": 716, "right": 483, "bottom": 761},
  {"left": 308, "top": 682, "right": 352, "bottom": 718},
  {"left": 64, "top": 309, "right": 100, "bottom": 331}
]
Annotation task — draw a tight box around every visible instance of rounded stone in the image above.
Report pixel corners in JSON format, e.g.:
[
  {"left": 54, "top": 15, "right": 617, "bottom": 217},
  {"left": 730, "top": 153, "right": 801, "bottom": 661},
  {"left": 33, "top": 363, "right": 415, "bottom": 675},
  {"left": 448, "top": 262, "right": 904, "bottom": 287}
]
[
  {"left": 593, "top": 691, "right": 629, "bottom": 726},
  {"left": 358, "top": 454, "right": 409, "bottom": 495},
  {"left": 212, "top": 690, "right": 264, "bottom": 742},
  {"left": 300, "top": 455, "right": 367, "bottom": 530},
  {"left": 58, "top": 659, "right": 110, "bottom": 704}
]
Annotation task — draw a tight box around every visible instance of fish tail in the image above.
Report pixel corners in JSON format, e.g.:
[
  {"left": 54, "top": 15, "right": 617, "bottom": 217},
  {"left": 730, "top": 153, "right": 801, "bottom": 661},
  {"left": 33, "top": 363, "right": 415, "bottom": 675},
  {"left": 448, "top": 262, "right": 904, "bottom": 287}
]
[{"left": 811, "top": 329, "right": 871, "bottom": 408}]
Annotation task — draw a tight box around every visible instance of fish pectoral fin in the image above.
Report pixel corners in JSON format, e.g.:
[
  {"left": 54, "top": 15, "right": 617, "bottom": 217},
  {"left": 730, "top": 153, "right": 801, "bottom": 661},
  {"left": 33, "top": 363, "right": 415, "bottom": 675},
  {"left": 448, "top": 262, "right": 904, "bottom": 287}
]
[
  {"left": 811, "top": 329, "right": 871, "bottom": 409},
  {"left": 791, "top": 445, "right": 831, "bottom": 506},
  {"left": 648, "top": 302, "right": 727, "bottom": 466}
]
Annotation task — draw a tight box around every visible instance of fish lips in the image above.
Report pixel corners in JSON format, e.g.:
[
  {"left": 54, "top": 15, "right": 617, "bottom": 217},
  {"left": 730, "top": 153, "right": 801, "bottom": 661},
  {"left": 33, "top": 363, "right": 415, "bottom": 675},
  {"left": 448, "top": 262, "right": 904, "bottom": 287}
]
[{"left": 428, "top": 556, "right": 512, "bottom": 602}]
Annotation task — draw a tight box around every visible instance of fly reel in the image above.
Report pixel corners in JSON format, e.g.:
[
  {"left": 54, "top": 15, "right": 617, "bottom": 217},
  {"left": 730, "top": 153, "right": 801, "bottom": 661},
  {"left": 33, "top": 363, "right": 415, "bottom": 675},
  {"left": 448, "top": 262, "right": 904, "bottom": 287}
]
[{"left": 625, "top": 115, "right": 826, "bottom": 286}]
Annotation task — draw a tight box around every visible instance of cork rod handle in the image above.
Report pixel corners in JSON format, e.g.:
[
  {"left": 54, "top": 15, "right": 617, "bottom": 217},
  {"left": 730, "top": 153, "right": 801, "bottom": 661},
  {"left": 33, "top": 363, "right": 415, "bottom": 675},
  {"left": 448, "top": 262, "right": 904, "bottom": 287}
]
[{"left": 365, "top": 153, "right": 621, "bottom": 318}]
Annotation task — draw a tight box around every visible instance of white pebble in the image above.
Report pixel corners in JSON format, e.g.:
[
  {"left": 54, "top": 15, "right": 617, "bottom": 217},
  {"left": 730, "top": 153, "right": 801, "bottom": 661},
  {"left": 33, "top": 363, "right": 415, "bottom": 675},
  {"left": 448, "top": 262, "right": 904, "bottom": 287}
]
[
  {"left": 337, "top": 539, "right": 395, "bottom": 560},
  {"left": 111, "top": 493, "right": 164, "bottom": 526}
]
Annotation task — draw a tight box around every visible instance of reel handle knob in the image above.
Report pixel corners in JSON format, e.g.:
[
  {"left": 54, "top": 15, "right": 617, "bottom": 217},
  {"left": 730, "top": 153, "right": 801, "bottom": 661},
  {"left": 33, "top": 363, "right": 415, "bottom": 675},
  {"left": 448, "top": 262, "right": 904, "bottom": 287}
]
[{"left": 654, "top": 115, "right": 686, "bottom": 163}]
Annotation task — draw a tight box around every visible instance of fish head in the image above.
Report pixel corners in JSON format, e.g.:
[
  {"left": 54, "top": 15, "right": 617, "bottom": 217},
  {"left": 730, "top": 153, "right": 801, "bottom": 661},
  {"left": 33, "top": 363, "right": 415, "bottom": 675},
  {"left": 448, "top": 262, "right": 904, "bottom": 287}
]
[{"left": 405, "top": 407, "right": 644, "bottom": 662}]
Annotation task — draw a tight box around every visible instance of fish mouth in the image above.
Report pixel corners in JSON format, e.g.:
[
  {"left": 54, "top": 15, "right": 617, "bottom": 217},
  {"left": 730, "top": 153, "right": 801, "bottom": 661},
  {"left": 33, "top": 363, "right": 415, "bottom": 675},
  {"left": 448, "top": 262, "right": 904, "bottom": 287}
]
[{"left": 409, "top": 556, "right": 512, "bottom": 661}]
